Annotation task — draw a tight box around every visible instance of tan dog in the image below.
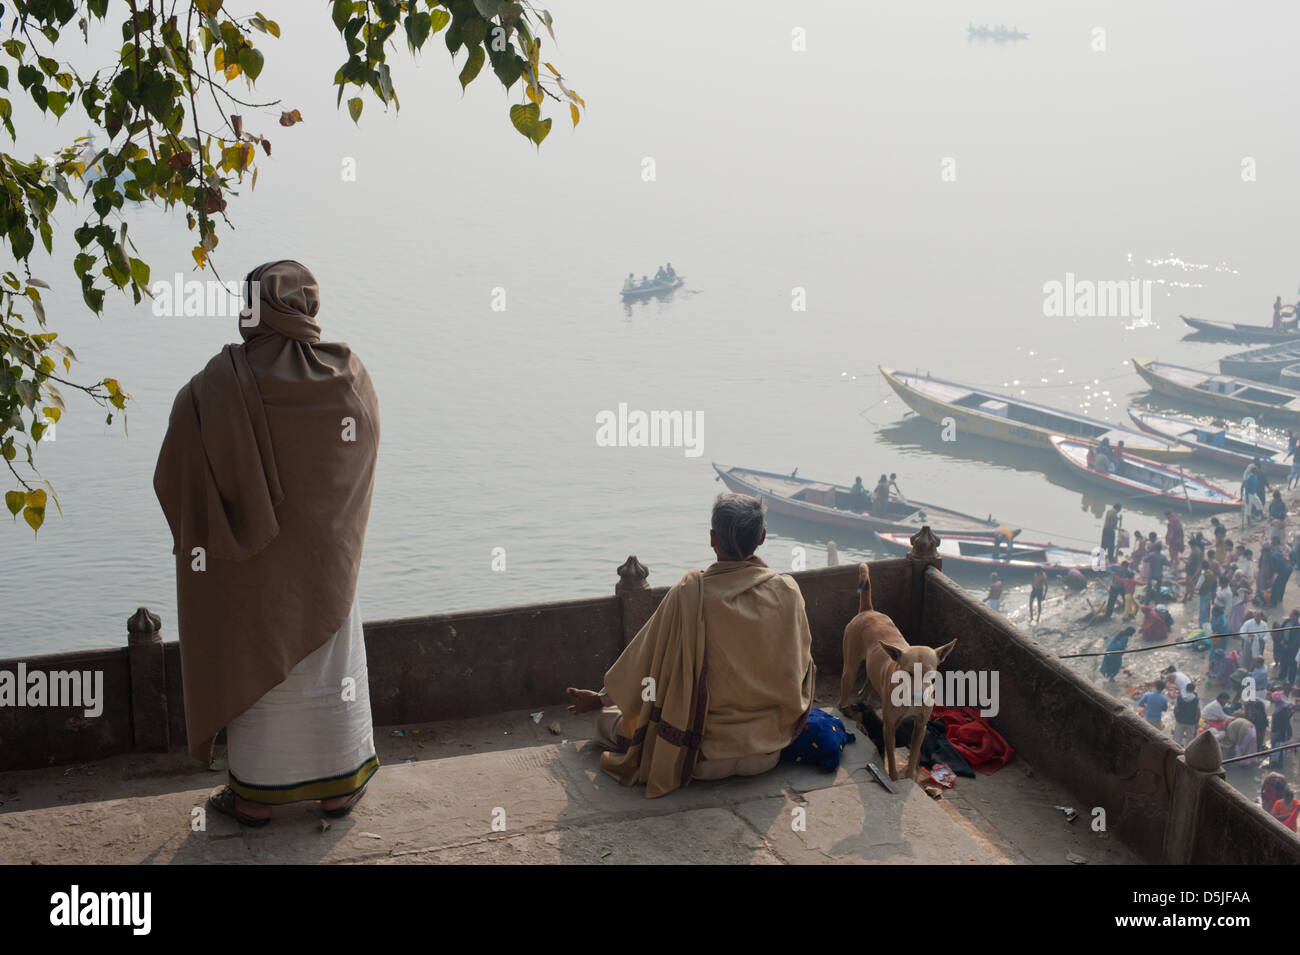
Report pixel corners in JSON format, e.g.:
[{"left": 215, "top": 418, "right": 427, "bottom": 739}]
[{"left": 839, "top": 563, "right": 957, "bottom": 780}]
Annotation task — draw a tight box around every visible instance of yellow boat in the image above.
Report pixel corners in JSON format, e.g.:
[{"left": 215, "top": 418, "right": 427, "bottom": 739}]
[
  {"left": 879, "top": 366, "right": 1192, "bottom": 462},
  {"left": 1132, "top": 357, "right": 1300, "bottom": 429}
]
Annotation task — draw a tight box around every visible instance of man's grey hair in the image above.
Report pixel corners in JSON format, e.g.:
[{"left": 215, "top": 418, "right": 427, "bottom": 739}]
[{"left": 712, "top": 493, "right": 766, "bottom": 560}]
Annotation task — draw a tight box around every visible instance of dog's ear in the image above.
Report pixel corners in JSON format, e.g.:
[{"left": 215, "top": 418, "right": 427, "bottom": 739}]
[
  {"left": 935, "top": 639, "right": 958, "bottom": 664},
  {"left": 880, "top": 643, "right": 904, "bottom": 663}
]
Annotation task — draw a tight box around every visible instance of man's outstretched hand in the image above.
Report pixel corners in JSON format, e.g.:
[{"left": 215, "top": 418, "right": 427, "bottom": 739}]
[{"left": 566, "top": 687, "right": 603, "bottom": 714}]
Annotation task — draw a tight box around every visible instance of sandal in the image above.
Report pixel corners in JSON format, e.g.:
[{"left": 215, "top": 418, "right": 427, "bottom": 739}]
[
  {"left": 207, "top": 786, "right": 271, "bottom": 828},
  {"left": 322, "top": 784, "right": 369, "bottom": 818}
]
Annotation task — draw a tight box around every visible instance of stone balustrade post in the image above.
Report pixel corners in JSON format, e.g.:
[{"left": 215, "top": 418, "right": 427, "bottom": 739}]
[
  {"left": 615, "top": 555, "right": 655, "bottom": 648},
  {"left": 1162, "top": 729, "right": 1223, "bottom": 863},
  {"left": 906, "top": 525, "right": 942, "bottom": 640},
  {"left": 126, "top": 607, "right": 169, "bottom": 753}
]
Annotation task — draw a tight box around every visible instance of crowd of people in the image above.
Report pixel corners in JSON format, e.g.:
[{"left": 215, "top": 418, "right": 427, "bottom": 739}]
[{"left": 1089, "top": 466, "right": 1300, "bottom": 833}]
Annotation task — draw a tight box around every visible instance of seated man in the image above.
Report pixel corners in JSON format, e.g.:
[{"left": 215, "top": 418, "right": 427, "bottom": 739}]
[{"left": 566, "top": 493, "right": 815, "bottom": 797}]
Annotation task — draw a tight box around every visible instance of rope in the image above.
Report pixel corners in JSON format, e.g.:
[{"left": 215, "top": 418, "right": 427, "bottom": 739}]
[
  {"left": 1058, "top": 623, "right": 1294, "bottom": 659},
  {"left": 1223, "top": 740, "right": 1300, "bottom": 765}
]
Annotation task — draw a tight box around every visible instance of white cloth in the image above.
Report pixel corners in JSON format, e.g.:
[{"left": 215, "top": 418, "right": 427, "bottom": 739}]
[
  {"left": 1168, "top": 671, "right": 1190, "bottom": 692},
  {"left": 1202, "top": 700, "right": 1228, "bottom": 722},
  {"left": 227, "top": 595, "right": 376, "bottom": 787}
]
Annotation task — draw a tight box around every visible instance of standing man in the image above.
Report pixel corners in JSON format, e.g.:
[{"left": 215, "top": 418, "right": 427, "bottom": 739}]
[
  {"left": 1243, "top": 465, "right": 1263, "bottom": 527},
  {"left": 1029, "top": 567, "right": 1047, "bottom": 622},
  {"left": 1138, "top": 681, "right": 1169, "bottom": 729},
  {"left": 1165, "top": 511, "right": 1184, "bottom": 571},
  {"left": 1173, "top": 682, "right": 1201, "bottom": 747},
  {"left": 1105, "top": 559, "right": 1134, "bottom": 618},
  {"left": 154, "top": 261, "right": 382, "bottom": 826},
  {"left": 1277, "top": 609, "right": 1300, "bottom": 684},
  {"left": 1102, "top": 502, "right": 1123, "bottom": 563},
  {"left": 1269, "top": 540, "right": 1293, "bottom": 608},
  {"left": 1196, "top": 560, "right": 1218, "bottom": 629},
  {"left": 986, "top": 573, "right": 1004, "bottom": 612},
  {"left": 871, "top": 473, "right": 891, "bottom": 517},
  {"left": 1144, "top": 542, "right": 1168, "bottom": 602},
  {"left": 1242, "top": 610, "right": 1270, "bottom": 661}
]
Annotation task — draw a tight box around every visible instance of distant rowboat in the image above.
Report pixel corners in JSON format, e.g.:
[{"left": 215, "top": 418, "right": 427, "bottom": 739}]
[
  {"left": 879, "top": 366, "right": 1191, "bottom": 461},
  {"left": 1219, "top": 340, "right": 1300, "bottom": 383},
  {"left": 1132, "top": 358, "right": 1300, "bottom": 429},
  {"left": 873, "top": 530, "right": 1094, "bottom": 578},
  {"left": 965, "top": 25, "right": 1029, "bottom": 41},
  {"left": 1048, "top": 435, "right": 1242, "bottom": 513},
  {"left": 621, "top": 275, "right": 683, "bottom": 300},
  {"left": 712, "top": 463, "right": 999, "bottom": 535},
  {"left": 1126, "top": 408, "right": 1291, "bottom": 478},
  {"left": 1181, "top": 315, "right": 1300, "bottom": 343}
]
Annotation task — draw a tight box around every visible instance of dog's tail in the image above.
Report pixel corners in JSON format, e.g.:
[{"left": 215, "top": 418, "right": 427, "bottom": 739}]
[{"left": 857, "top": 562, "right": 873, "bottom": 613}]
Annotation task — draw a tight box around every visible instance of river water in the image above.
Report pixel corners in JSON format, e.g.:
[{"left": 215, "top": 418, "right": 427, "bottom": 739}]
[{"left": 4, "top": 0, "right": 1300, "bottom": 655}]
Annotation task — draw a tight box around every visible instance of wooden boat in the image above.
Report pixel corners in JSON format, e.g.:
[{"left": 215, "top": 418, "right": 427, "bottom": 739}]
[
  {"left": 1219, "top": 340, "right": 1300, "bottom": 383},
  {"left": 712, "top": 463, "right": 999, "bottom": 535},
  {"left": 873, "top": 530, "right": 1094, "bottom": 578},
  {"left": 620, "top": 275, "right": 683, "bottom": 300},
  {"left": 1048, "top": 436, "right": 1242, "bottom": 513},
  {"left": 1180, "top": 315, "right": 1300, "bottom": 343},
  {"left": 879, "top": 366, "right": 1191, "bottom": 461},
  {"left": 966, "top": 25, "right": 1029, "bottom": 40},
  {"left": 1126, "top": 408, "right": 1291, "bottom": 478},
  {"left": 1281, "top": 362, "right": 1300, "bottom": 390},
  {"left": 1131, "top": 358, "right": 1300, "bottom": 429}
]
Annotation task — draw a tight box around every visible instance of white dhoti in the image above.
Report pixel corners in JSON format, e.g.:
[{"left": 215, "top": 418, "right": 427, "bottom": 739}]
[{"left": 226, "top": 596, "right": 379, "bottom": 805}]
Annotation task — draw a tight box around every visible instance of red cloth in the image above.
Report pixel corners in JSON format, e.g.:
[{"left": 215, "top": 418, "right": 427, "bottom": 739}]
[
  {"left": 930, "top": 706, "right": 1015, "bottom": 774},
  {"left": 1272, "top": 798, "right": 1299, "bottom": 832}
]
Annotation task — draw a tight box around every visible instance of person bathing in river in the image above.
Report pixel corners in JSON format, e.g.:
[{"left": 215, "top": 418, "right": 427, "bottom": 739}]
[
  {"left": 1029, "top": 567, "right": 1047, "bottom": 622},
  {"left": 986, "top": 573, "right": 1004, "bottom": 611}
]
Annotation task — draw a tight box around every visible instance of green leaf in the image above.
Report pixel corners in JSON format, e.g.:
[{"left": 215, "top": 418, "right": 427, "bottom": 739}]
[
  {"left": 509, "top": 102, "right": 551, "bottom": 147},
  {"left": 331, "top": 0, "right": 352, "bottom": 32},
  {"left": 4, "top": 491, "right": 23, "bottom": 517},
  {"left": 238, "top": 47, "right": 264, "bottom": 82},
  {"left": 459, "top": 45, "right": 485, "bottom": 89},
  {"left": 23, "top": 505, "right": 44, "bottom": 533},
  {"left": 347, "top": 96, "right": 363, "bottom": 123},
  {"left": 405, "top": 11, "right": 432, "bottom": 51},
  {"left": 129, "top": 257, "right": 150, "bottom": 287}
]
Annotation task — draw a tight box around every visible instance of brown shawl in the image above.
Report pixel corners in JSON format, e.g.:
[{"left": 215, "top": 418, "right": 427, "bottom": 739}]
[
  {"left": 153, "top": 260, "right": 379, "bottom": 761},
  {"left": 601, "top": 562, "right": 814, "bottom": 797}
]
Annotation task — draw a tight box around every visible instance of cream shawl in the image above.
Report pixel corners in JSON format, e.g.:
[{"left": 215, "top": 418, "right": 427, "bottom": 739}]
[
  {"left": 153, "top": 261, "right": 379, "bottom": 761},
  {"left": 601, "top": 561, "right": 814, "bottom": 797}
]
